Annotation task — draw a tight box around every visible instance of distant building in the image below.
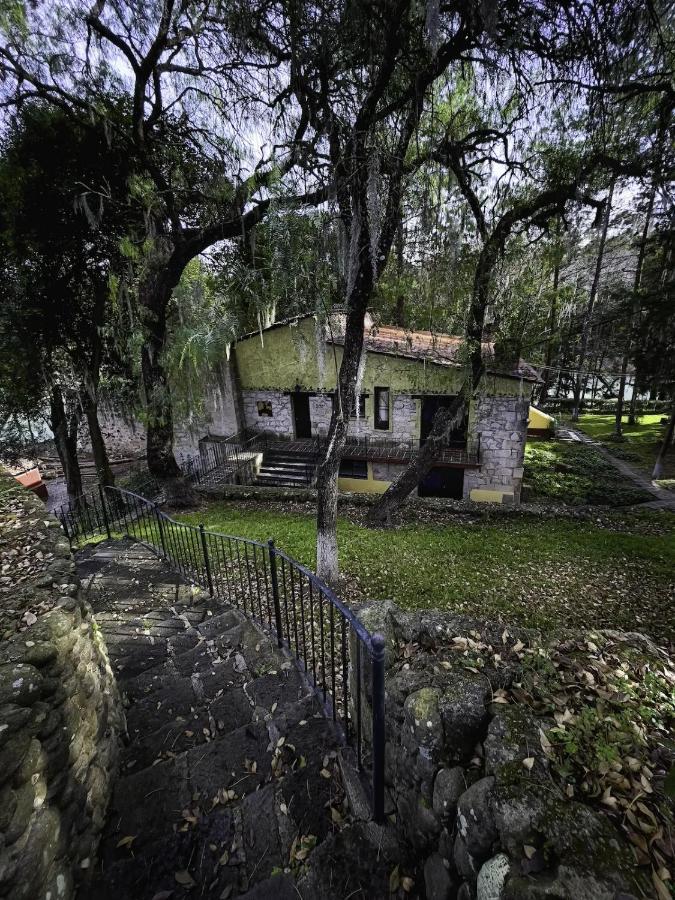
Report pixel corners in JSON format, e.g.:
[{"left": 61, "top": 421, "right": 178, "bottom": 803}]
[{"left": 226, "top": 313, "right": 539, "bottom": 504}]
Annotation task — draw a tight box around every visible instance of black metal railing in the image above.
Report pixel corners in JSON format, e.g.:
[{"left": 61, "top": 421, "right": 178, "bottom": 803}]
[
  {"left": 181, "top": 432, "right": 263, "bottom": 486},
  {"left": 222, "top": 428, "right": 481, "bottom": 467},
  {"left": 57, "top": 484, "right": 386, "bottom": 822}
]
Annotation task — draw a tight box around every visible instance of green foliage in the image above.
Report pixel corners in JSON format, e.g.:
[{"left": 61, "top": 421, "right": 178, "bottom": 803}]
[
  {"left": 176, "top": 500, "right": 674, "bottom": 645},
  {"left": 524, "top": 442, "right": 653, "bottom": 506}
]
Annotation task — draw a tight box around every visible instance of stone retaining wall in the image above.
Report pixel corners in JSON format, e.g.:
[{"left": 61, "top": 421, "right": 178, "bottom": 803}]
[
  {"left": 354, "top": 601, "right": 647, "bottom": 900},
  {"left": 0, "top": 481, "right": 123, "bottom": 899}
]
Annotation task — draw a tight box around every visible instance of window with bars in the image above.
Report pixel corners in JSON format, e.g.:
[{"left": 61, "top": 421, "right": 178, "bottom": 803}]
[{"left": 374, "top": 387, "right": 390, "bottom": 430}]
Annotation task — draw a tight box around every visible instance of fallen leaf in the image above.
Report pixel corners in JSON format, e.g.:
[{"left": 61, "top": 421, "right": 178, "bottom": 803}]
[{"left": 116, "top": 835, "right": 136, "bottom": 850}]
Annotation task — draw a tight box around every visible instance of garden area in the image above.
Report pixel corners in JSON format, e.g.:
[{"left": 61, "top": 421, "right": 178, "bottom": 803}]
[
  {"left": 575, "top": 413, "right": 675, "bottom": 488},
  {"left": 523, "top": 440, "right": 654, "bottom": 506},
  {"left": 176, "top": 499, "right": 675, "bottom": 648}
]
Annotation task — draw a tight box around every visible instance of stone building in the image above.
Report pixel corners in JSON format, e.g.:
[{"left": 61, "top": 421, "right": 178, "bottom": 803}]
[{"left": 226, "top": 313, "right": 538, "bottom": 503}]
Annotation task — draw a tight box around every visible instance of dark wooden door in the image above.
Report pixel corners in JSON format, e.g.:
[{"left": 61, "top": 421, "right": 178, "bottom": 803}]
[
  {"left": 292, "top": 393, "right": 312, "bottom": 438},
  {"left": 419, "top": 395, "right": 466, "bottom": 499}
]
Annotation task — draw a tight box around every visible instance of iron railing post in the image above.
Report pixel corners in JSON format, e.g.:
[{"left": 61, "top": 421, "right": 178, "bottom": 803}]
[
  {"left": 155, "top": 504, "right": 167, "bottom": 558},
  {"left": 98, "top": 484, "right": 111, "bottom": 539},
  {"left": 199, "top": 523, "right": 214, "bottom": 596},
  {"left": 371, "top": 632, "right": 386, "bottom": 824},
  {"left": 268, "top": 539, "right": 284, "bottom": 648}
]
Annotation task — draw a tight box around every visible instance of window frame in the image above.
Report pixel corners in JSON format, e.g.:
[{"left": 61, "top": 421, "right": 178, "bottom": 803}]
[
  {"left": 347, "top": 393, "right": 367, "bottom": 419},
  {"left": 374, "top": 387, "right": 390, "bottom": 431},
  {"left": 339, "top": 458, "right": 369, "bottom": 480}
]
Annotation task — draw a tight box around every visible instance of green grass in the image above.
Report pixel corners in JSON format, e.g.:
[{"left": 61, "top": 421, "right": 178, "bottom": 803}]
[
  {"left": 524, "top": 441, "right": 653, "bottom": 506},
  {"left": 575, "top": 413, "right": 674, "bottom": 485},
  {"left": 177, "top": 501, "right": 675, "bottom": 644}
]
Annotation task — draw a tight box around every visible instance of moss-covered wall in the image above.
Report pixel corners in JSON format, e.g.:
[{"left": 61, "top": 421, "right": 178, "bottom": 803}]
[
  {"left": 0, "top": 477, "right": 123, "bottom": 899},
  {"left": 234, "top": 317, "right": 527, "bottom": 399}
]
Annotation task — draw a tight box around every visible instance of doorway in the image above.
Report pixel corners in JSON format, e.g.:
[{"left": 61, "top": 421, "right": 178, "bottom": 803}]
[
  {"left": 419, "top": 395, "right": 466, "bottom": 499},
  {"left": 292, "top": 393, "right": 312, "bottom": 438}
]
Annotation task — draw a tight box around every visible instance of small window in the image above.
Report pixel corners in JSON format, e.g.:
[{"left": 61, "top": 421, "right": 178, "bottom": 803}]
[
  {"left": 256, "top": 400, "right": 273, "bottom": 417},
  {"left": 339, "top": 458, "right": 368, "bottom": 479},
  {"left": 349, "top": 394, "right": 367, "bottom": 419},
  {"left": 374, "top": 387, "right": 390, "bottom": 430}
]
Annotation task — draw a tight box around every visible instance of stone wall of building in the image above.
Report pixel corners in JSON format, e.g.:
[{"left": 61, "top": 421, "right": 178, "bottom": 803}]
[
  {"left": 464, "top": 397, "right": 529, "bottom": 502},
  {"left": 78, "top": 371, "right": 240, "bottom": 460},
  {"left": 0, "top": 480, "right": 123, "bottom": 899},
  {"left": 353, "top": 601, "right": 649, "bottom": 900},
  {"left": 242, "top": 389, "right": 294, "bottom": 435}
]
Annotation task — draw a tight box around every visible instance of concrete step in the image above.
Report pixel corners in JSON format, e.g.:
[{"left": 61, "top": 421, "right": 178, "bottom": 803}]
[{"left": 77, "top": 537, "right": 350, "bottom": 900}]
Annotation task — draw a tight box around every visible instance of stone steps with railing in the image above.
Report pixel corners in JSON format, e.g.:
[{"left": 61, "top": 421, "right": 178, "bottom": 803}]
[
  {"left": 77, "top": 538, "right": 367, "bottom": 898},
  {"left": 253, "top": 448, "right": 318, "bottom": 488}
]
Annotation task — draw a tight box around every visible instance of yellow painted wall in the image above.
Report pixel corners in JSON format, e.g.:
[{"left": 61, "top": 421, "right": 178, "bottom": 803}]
[
  {"left": 528, "top": 406, "right": 555, "bottom": 430},
  {"left": 234, "top": 316, "right": 527, "bottom": 399},
  {"left": 470, "top": 488, "right": 515, "bottom": 504},
  {"left": 337, "top": 462, "right": 391, "bottom": 493}
]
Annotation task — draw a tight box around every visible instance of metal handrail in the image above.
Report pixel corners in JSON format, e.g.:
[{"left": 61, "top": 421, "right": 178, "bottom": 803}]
[{"left": 56, "top": 483, "right": 386, "bottom": 823}]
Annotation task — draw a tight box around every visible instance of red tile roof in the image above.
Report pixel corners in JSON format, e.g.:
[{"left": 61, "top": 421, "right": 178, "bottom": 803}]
[{"left": 329, "top": 321, "right": 540, "bottom": 381}]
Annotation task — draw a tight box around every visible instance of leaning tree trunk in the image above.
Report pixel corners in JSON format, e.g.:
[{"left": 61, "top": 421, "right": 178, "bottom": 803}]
[
  {"left": 572, "top": 179, "right": 615, "bottom": 422},
  {"left": 82, "top": 393, "right": 115, "bottom": 488},
  {"left": 50, "top": 385, "right": 83, "bottom": 504},
  {"left": 368, "top": 240, "right": 495, "bottom": 525},
  {"left": 615, "top": 181, "right": 655, "bottom": 436},
  {"left": 652, "top": 401, "right": 675, "bottom": 480}
]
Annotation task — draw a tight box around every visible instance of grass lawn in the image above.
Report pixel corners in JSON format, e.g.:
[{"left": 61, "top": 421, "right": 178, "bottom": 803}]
[
  {"left": 523, "top": 441, "right": 654, "bottom": 506},
  {"left": 575, "top": 412, "right": 675, "bottom": 488},
  {"left": 177, "top": 501, "right": 674, "bottom": 646}
]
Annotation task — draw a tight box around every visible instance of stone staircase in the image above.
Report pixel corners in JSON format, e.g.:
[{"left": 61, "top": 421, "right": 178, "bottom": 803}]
[
  {"left": 76, "top": 538, "right": 399, "bottom": 899},
  {"left": 253, "top": 447, "right": 317, "bottom": 488}
]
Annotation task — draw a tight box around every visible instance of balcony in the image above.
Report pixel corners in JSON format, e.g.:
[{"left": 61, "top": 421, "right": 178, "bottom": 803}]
[{"left": 213, "top": 429, "right": 481, "bottom": 468}]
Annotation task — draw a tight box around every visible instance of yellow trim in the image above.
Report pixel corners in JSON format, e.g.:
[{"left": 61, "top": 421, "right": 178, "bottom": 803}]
[
  {"left": 338, "top": 461, "right": 391, "bottom": 494},
  {"left": 470, "top": 488, "right": 515, "bottom": 504},
  {"left": 528, "top": 406, "right": 555, "bottom": 430}
]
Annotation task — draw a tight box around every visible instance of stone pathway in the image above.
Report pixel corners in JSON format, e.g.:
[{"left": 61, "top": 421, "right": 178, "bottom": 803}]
[
  {"left": 558, "top": 426, "right": 675, "bottom": 510},
  {"left": 76, "top": 538, "right": 397, "bottom": 899}
]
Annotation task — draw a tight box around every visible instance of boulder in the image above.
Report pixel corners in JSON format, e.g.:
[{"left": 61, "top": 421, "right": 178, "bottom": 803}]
[
  {"left": 439, "top": 678, "right": 490, "bottom": 761},
  {"left": 456, "top": 777, "right": 497, "bottom": 862},
  {"left": 433, "top": 766, "right": 467, "bottom": 819},
  {"left": 403, "top": 687, "right": 444, "bottom": 755},
  {"left": 476, "top": 853, "right": 510, "bottom": 900},
  {"left": 454, "top": 833, "right": 479, "bottom": 886},
  {"left": 424, "top": 852, "right": 456, "bottom": 900}
]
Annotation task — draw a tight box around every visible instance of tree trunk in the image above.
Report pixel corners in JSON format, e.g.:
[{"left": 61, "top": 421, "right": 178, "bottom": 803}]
[
  {"left": 615, "top": 182, "right": 655, "bottom": 436},
  {"left": 394, "top": 213, "right": 406, "bottom": 327},
  {"left": 539, "top": 220, "right": 561, "bottom": 404},
  {"left": 368, "top": 241, "right": 495, "bottom": 525},
  {"left": 572, "top": 179, "right": 615, "bottom": 422},
  {"left": 83, "top": 392, "right": 115, "bottom": 488},
  {"left": 652, "top": 401, "right": 675, "bottom": 480},
  {"left": 50, "top": 385, "right": 83, "bottom": 503},
  {"left": 138, "top": 245, "right": 186, "bottom": 481},
  {"left": 316, "top": 275, "right": 374, "bottom": 582}
]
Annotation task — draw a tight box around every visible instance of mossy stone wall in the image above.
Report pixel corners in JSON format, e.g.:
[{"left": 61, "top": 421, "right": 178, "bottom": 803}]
[{"left": 0, "top": 480, "right": 123, "bottom": 899}]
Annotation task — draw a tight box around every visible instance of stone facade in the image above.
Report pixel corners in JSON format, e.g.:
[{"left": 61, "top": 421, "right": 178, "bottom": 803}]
[
  {"left": 0, "top": 481, "right": 123, "bottom": 899},
  {"left": 242, "top": 388, "right": 420, "bottom": 446},
  {"left": 242, "top": 389, "right": 294, "bottom": 435},
  {"left": 78, "top": 374, "right": 240, "bottom": 459},
  {"left": 353, "top": 601, "right": 648, "bottom": 900},
  {"left": 464, "top": 397, "right": 529, "bottom": 502}
]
